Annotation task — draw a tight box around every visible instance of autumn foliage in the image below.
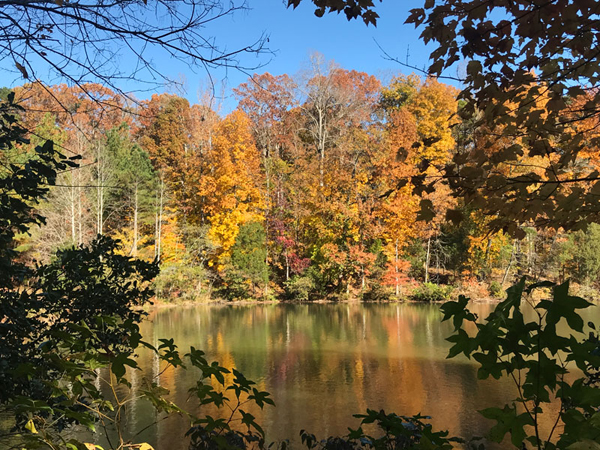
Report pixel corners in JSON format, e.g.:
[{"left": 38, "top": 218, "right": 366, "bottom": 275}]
[{"left": 9, "top": 54, "right": 600, "bottom": 301}]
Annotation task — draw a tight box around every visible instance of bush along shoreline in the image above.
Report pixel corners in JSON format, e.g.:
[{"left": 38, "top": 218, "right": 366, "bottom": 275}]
[{"left": 153, "top": 276, "right": 600, "bottom": 305}]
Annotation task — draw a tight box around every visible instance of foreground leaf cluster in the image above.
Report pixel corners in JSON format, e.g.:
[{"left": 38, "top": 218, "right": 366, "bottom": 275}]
[{"left": 442, "top": 279, "right": 600, "bottom": 449}]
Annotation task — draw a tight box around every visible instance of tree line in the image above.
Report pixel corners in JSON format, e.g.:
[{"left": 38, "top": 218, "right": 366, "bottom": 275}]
[{"left": 8, "top": 54, "right": 600, "bottom": 302}]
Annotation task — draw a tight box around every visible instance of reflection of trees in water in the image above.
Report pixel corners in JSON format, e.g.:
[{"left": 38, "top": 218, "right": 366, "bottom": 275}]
[{"left": 129, "top": 303, "right": 598, "bottom": 448}]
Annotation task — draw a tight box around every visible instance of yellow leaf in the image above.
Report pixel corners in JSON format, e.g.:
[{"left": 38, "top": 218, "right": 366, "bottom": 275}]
[
  {"left": 25, "top": 419, "right": 37, "bottom": 434},
  {"left": 138, "top": 444, "right": 155, "bottom": 450}
]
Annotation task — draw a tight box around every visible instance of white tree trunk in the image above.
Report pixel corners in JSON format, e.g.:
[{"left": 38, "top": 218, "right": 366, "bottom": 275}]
[
  {"left": 70, "top": 183, "right": 76, "bottom": 243},
  {"left": 395, "top": 238, "right": 400, "bottom": 297},
  {"left": 425, "top": 236, "right": 431, "bottom": 283},
  {"left": 156, "top": 177, "right": 164, "bottom": 262},
  {"left": 132, "top": 184, "right": 138, "bottom": 256}
]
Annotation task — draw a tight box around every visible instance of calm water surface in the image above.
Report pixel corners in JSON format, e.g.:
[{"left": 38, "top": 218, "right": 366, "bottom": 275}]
[{"left": 87, "top": 302, "right": 598, "bottom": 449}]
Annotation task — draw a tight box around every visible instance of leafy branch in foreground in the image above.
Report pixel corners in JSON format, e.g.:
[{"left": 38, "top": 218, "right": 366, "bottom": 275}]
[
  {"left": 441, "top": 278, "right": 600, "bottom": 449},
  {"left": 14, "top": 328, "right": 275, "bottom": 450},
  {"left": 301, "top": 410, "right": 462, "bottom": 450},
  {"left": 0, "top": 91, "right": 157, "bottom": 448},
  {"left": 0, "top": 92, "right": 276, "bottom": 450}
]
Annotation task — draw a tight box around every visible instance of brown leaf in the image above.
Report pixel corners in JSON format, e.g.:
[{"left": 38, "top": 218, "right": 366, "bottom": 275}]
[
  {"left": 15, "top": 62, "right": 28, "bottom": 79},
  {"left": 446, "top": 209, "right": 464, "bottom": 225}
]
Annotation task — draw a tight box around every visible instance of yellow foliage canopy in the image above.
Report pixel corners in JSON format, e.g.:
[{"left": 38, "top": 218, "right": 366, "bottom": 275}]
[{"left": 199, "top": 110, "right": 265, "bottom": 264}]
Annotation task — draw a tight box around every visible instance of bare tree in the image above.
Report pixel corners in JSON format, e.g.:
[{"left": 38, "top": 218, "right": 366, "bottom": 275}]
[
  {"left": 30, "top": 126, "right": 95, "bottom": 259},
  {"left": 299, "top": 55, "right": 338, "bottom": 188},
  {"left": 299, "top": 54, "right": 365, "bottom": 188},
  {"left": 1, "top": 0, "right": 271, "bottom": 100}
]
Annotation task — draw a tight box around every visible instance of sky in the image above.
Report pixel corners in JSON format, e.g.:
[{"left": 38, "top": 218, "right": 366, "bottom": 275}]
[
  {"left": 152, "top": 0, "right": 450, "bottom": 111},
  {"left": 3, "top": 0, "right": 463, "bottom": 112}
]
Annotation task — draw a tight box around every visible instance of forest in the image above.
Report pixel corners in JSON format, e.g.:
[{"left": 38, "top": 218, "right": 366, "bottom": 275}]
[
  {"left": 8, "top": 56, "right": 600, "bottom": 304},
  {"left": 3, "top": 0, "right": 600, "bottom": 448}
]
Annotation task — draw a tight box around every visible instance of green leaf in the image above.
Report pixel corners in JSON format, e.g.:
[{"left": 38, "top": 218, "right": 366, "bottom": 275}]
[
  {"left": 479, "top": 405, "right": 533, "bottom": 446},
  {"left": 111, "top": 353, "right": 137, "bottom": 378},
  {"left": 446, "top": 328, "right": 475, "bottom": 358},
  {"left": 567, "top": 440, "right": 600, "bottom": 450}
]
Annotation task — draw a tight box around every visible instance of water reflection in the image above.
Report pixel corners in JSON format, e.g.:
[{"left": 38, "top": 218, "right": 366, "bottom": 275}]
[{"left": 88, "top": 302, "right": 598, "bottom": 449}]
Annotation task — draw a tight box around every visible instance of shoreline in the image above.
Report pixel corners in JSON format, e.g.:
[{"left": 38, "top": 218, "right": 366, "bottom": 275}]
[
  {"left": 143, "top": 295, "right": 501, "bottom": 309},
  {"left": 144, "top": 280, "right": 600, "bottom": 310}
]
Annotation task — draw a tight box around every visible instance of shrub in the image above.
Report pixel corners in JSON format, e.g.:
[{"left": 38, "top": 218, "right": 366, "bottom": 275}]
[
  {"left": 284, "top": 275, "right": 315, "bottom": 301},
  {"left": 571, "top": 223, "right": 600, "bottom": 283},
  {"left": 410, "top": 282, "right": 454, "bottom": 302},
  {"left": 488, "top": 280, "right": 504, "bottom": 298},
  {"left": 457, "top": 277, "right": 490, "bottom": 300},
  {"left": 300, "top": 410, "right": 461, "bottom": 450},
  {"left": 573, "top": 283, "right": 600, "bottom": 303},
  {"left": 362, "top": 283, "right": 394, "bottom": 302},
  {"left": 216, "top": 269, "right": 254, "bottom": 301},
  {"left": 154, "top": 264, "right": 209, "bottom": 301},
  {"left": 230, "top": 222, "right": 268, "bottom": 287},
  {"left": 215, "top": 222, "right": 269, "bottom": 301}
]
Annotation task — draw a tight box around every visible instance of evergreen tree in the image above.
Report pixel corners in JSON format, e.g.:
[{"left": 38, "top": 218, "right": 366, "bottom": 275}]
[
  {"left": 220, "top": 221, "right": 268, "bottom": 299},
  {"left": 106, "top": 125, "right": 157, "bottom": 257}
]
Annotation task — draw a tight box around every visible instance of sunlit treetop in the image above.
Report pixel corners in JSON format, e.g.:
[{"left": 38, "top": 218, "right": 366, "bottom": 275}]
[{"left": 299, "top": 0, "right": 600, "bottom": 236}]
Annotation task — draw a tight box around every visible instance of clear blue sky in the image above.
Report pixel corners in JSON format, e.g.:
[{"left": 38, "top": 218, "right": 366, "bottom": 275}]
[
  {"left": 122, "top": 0, "right": 456, "bottom": 111},
  {"left": 6, "top": 1, "right": 462, "bottom": 112}
]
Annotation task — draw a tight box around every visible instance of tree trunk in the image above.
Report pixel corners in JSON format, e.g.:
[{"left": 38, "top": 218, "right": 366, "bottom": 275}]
[
  {"left": 154, "top": 187, "right": 159, "bottom": 260},
  {"left": 70, "top": 184, "right": 76, "bottom": 243},
  {"left": 77, "top": 186, "right": 83, "bottom": 245},
  {"left": 154, "top": 209, "right": 158, "bottom": 259},
  {"left": 319, "top": 149, "right": 324, "bottom": 188},
  {"left": 285, "top": 251, "right": 290, "bottom": 281},
  {"left": 264, "top": 151, "right": 270, "bottom": 300},
  {"left": 96, "top": 178, "right": 104, "bottom": 236},
  {"left": 318, "top": 109, "right": 325, "bottom": 188},
  {"left": 132, "top": 184, "right": 138, "bottom": 257},
  {"left": 425, "top": 236, "right": 431, "bottom": 283},
  {"left": 395, "top": 239, "right": 400, "bottom": 297},
  {"left": 157, "top": 177, "right": 164, "bottom": 262},
  {"left": 485, "top": 238, "right": 493, "bottom": 269},
  {"left": 502, "top": 240, "right": 517, "bottom": 286},
  {"left": 96, "top": 150, "right": 103, "bottom": 236},
  {"left": 96, "top": 184, "right": 102, "bottom": 234}
]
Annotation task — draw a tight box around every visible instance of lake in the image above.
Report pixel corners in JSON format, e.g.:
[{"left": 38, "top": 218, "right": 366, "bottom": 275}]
[{"left": 84, "top": 301, "right": 597, "bottom": 449}]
